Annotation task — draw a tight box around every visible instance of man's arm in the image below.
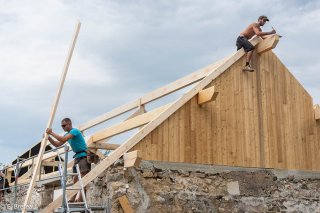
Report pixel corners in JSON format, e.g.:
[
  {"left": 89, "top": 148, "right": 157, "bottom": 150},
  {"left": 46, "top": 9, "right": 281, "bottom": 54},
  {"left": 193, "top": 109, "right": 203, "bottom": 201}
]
[
  {"left": 46, "top": 128, "right": 73, "bottom": 147},
  {"left": 253, "top": 24, "right": 276, "bottom": 37}
]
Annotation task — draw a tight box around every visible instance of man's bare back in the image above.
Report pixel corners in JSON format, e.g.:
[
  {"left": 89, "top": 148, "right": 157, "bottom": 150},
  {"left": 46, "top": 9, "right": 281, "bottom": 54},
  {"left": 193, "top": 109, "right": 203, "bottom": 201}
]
[{"left": 240, "top": 22, "right": 262, "bottom": 39}]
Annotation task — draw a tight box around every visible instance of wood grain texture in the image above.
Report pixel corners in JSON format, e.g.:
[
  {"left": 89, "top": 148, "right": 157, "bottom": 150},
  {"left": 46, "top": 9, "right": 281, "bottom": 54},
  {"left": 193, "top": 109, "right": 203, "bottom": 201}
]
[{"left": 132, "top": 50, "right": 320, "bottom": 171}]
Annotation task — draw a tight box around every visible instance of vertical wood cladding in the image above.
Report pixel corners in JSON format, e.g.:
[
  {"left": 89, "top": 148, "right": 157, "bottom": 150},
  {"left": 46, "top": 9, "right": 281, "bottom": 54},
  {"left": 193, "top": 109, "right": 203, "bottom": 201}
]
[{"left": 131, "top": 51, "right": 320, "bottom": 171}]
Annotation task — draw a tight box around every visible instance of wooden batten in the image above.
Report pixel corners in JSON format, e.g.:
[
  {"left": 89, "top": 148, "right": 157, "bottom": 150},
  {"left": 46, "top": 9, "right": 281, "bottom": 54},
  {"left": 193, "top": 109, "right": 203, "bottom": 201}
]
[
  {"left": 90, "top": 142, "right": 120, "bottom": 150},
  {"left": 41, "top": 161, "right": 59, "bottom": 167},
  {"left": 197, "top": 85, "right": 219, "bottom": 105},
  {"left": 315, "top": 104, "right": 320, "bottom": 120},
  {"left": 123, "top": 150, "right": 142, "bottom": 168},
  {"left": 118, "top": 195, "right": 134, "bottom": 213},
  {"left": 257, "top": 34, "right": 280, "bottom": 54},
  {"left": 92, "top": 103, "right": 172, "bottom": 143}
]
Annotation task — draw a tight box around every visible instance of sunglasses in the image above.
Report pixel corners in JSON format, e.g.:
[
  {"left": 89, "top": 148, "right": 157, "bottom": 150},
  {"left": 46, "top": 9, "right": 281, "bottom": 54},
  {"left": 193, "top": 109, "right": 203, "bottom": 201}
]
[{"left": 61, "top": 124, "right": 67, "bottom": 127}]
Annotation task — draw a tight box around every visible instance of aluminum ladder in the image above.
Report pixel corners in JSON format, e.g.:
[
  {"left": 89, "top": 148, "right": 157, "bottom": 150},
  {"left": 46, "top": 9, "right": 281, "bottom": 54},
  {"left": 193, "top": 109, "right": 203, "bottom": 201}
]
[{"left": 55, "top": 146, "right": 92, "bottom": 213}]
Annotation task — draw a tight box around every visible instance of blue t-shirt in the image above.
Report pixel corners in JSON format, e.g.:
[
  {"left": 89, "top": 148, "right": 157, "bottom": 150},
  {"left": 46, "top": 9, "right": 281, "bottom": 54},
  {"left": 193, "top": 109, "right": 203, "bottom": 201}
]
[{"left": 65, "top": 128, "right": 87, "bottom": 159}]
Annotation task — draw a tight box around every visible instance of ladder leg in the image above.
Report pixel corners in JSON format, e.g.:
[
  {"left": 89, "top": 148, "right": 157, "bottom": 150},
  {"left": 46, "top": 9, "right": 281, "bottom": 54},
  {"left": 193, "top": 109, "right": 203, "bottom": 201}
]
[{"left": 76, "top": 164, "right": 91, "bottom": 212}]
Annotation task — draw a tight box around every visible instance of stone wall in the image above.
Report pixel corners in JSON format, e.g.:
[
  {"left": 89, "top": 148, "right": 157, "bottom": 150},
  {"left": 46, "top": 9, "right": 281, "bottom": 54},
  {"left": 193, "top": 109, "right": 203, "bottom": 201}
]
[
  {"left": 0, "top": 184, "right": 53, "bottom": 211},
  {"left": 1, "top": 160, "right": 320, "bottom": 212},
  {"left": 86, "top": 160, "right": 320, "bottom": 213}
]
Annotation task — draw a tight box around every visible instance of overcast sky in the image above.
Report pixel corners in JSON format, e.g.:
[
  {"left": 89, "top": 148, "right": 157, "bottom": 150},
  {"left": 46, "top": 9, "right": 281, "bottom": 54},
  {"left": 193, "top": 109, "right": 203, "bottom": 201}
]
[{"left": 0, "top": 0, "right": 319, "bottom": 165}]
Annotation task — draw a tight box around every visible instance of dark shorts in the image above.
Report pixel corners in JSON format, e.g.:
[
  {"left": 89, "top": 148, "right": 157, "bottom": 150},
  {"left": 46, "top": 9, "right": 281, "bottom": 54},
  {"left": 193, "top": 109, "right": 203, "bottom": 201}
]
[
  {"left": 236, "top": 36, "right": 255, "bottom": 52},
  {"left": 73, "top": 157, "right": 91, "bottom": 174}
]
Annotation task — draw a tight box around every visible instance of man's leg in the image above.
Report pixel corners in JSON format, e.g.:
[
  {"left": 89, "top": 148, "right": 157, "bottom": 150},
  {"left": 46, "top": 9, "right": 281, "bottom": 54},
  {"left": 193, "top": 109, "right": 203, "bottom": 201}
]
[
  {"left": 243, "top": 50, "right": 254, "bottom": 72},
  {"left": 246, "top": 50, "right": 253, "bottom": 65}
]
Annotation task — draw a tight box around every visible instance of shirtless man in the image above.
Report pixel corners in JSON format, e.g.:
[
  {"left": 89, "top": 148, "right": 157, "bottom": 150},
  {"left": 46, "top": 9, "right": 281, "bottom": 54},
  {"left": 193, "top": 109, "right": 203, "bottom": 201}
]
[{"left": 236, "top": 15, "right": 276, "bottom": 72}]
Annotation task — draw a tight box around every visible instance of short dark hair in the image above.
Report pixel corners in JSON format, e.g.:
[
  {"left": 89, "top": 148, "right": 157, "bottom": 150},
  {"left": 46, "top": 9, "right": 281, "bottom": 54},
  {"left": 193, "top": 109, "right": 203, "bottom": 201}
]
[
  {"left": 61, "top": 118, "right": 72, "bottom": 124},
  {"left": 258, "top": 15, "right": 269, "bottom": 21}
]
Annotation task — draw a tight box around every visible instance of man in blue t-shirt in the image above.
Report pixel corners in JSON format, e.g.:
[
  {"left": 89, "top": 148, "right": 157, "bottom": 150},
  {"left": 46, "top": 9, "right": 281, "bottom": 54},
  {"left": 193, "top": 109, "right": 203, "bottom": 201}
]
[{"left": 46, "top": 117, "right": 91, "bottom": 202}]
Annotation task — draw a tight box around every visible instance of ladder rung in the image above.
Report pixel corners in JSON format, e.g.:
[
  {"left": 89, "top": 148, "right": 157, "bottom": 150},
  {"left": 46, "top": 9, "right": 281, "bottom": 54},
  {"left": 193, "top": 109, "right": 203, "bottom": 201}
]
[
  {"left": 66, "top": 187, "right": 82, "bottom": 190},
  {"left": 69, "top": 202, "right": 85, "bottom": 205},
  {"left": 66, "top": 208, "right": 88, "bottom": 212},
  {"left": 67, "top": 173, "right": 79, "bottom": 176}
]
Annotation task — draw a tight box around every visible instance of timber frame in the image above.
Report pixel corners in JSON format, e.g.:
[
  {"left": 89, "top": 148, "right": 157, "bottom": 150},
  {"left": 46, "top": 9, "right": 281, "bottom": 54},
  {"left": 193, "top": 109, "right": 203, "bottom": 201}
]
[
  {"left": 40, "top": 34, "right": 282, "bottom": 211},
  {"left": 6, "top": 34, "right": 319, "bottom": 211}
]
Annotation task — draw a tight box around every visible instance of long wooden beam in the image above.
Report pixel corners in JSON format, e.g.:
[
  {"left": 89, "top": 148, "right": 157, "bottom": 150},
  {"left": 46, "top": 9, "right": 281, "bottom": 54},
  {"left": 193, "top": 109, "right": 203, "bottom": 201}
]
[
  {"left": 91, "top": 103, "right": 172, "bottom": 143},
  {"left": 42, "top": 36, "right": 262, "bottom": 212},
  {"left": 257, "top": 34, "right": 280, "bottom": 54},
  {"left": 22, "top": 21, "right": 81, "bottom": 212},
  {"left": 89, "top": 142, "right": 120, "bottom": 150}
]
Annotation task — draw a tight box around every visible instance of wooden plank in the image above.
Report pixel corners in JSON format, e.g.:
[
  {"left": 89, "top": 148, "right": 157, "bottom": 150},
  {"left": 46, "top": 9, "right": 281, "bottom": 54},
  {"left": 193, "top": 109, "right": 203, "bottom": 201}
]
[
  {"left": 190, "top": 97, "right": 198, "bottom": 163},
  {"left": 22, "top": 21, "right": 81, "bottom": 213},
  {"left": 314, "top": 104, "right": 320, "bottom": 120},
  {"left": 42, "top": 36, "right": 263, "bottom": 212},
  {"left": 90, "top": 142, "right": 120, "bottom": 150},
  {"left": 168, "top": 115, "right": 175, "bottom": 162},
  {"left": 184, "top": 101, "right": 191, "bottom": 163},
  {"left": 157, "top": 119, "right": 164, "bottom": 161},
  {"left": 69, "top": 106, "right": 148, "bottom": 167},
  {"left": 179, "top": 104, "right": 186, "bottom": 162},
  {"left": 41, "top": 161, "right": 60, "bottom": 167},
  {"left": 16, "top": 169, "right": 32, "bottom": 183},
  {"left": 150, "top": 124, "right": 159, "bottom": 160},
  {"left": 228, "top": 63, "right": 236, "bottom": 166},
  {"left": 257, "top": 34, "right": 280, "bottom": 54},
  {"left": 92, "top": 103, "right": 172, "bottom": 143},
  {"left": 7, "top": 146, "right": 67, "bottom": 172},
  {"left": 119, "top": 195, "right": 134, "bottom": 213},
  {"left": 162, "top": 118, "right": 169, "bottom": 161},
  {"left": 233, "top": 59, "right": 241, "bottom": 165},
  {"left": 215, "top": 75, "right": 222, "bottom": 164},
  {"left": 220, "top": 72, "right": 228, "bottom": 165},
  {"left": 79, "top": 100, "right": 140, "bottom": 131},
  {"left": 197, "top": 85, "right": 219, "bottom": 105},
  {"left": 123, "top": 150, "right": 142, "bottom": 168},
  {"left": 174, "top": 110, "right": 180, "bottom": 162},
  {"left": 195, "top": 96, "right": 202, "bottom": 163}
]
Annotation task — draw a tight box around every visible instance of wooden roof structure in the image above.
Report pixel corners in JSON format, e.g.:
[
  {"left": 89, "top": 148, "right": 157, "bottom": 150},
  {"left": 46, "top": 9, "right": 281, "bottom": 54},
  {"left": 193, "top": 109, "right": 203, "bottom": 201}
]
[{"left": 5, "top": 34, "right": 320, "bottom": 211}]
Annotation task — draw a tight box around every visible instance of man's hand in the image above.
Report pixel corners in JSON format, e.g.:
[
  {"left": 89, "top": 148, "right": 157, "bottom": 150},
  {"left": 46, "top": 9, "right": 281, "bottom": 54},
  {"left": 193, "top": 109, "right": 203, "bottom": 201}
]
[
  {"left": 271, "top": 27, "right": 276, "bottom": 34},
  {"left": 46, "top": 128, "right": 53, "bottom": 135}
]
